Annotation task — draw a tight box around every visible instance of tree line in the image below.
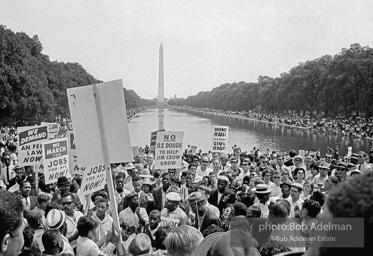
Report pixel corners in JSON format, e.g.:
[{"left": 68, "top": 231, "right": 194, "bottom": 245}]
[
  {"left": 169, "top": 43, "right": 373, "bottom": 118},
  {"left": 0, "top": 25, "right": 154, "bottom": 126}
]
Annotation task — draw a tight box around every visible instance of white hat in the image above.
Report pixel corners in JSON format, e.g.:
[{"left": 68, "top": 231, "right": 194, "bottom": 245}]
[
  {"left": 126, "top": 163, "right": 136, "bottom": 170},
  {"left": 217, "top": 175, "right": 230, "bottom": 183},
  {"left": 252, "top": 184, "right": 272, "bottom": 194},
  {"left": 291, "top": 182, "right": 303, "bottom": 191},
  {"left": 46, "top": 209, "right": 66, "bottom": 229},
  {"left": 139, "top": 169, "right": 153, "bottom": 179},
  {"left": 166, "top": 192, "right": 181, "bottom": 202}
]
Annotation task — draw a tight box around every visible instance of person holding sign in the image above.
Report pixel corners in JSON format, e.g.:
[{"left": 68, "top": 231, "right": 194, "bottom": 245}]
[
  {"left": 119, "top": 192, "right": 149, "bottom": 233},
  {"left": 160, "top": 192, "right": 188, "bottom": 226}
]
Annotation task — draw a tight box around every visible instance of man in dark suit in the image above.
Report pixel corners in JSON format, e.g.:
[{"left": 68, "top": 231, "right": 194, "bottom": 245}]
[
  {"left": 152, "top": 172, "right": 171, "bottom": 211},
  {"left": 208, "top": 175, "right": 236, "bottom": 215},
  {"left": 188, "top": 191, "right": 221, "bottom": 235},
  {"left": 14, "top": 180, "right": 38, "bottom": 215},
  {"left": 121, "top": 176, "right": 156, "bottom": 213}
]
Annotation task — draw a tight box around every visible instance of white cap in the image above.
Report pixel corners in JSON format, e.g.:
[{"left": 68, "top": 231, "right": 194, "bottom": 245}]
[{"left": 166, "top": 192, "right": 181, "bottom": 202}]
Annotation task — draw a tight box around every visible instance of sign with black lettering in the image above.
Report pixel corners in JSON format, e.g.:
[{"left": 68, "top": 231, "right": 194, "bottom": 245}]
[
  {"left": 18, "top": 126, "right": 49, "bottom": 165},
  {"left": 160, "top": 216, "right": 180, "bottom": 228},
  {"left": 150, "top": 129, "right": 165, "bottom": 153},
  {"left": 211, "top": 125, "right": 229, "bottom": 153},
  {"left": 41, "top": 122, "right": 60, "bottom": 140},
  {"left": 43, "top": 138, "right": 70, "bottom": 185},
  {"left": 154, "top": 131, "right": 184, "bottom": 169},
  {"left": 79, "top": 164, "right": 106, "bottom": 196}
]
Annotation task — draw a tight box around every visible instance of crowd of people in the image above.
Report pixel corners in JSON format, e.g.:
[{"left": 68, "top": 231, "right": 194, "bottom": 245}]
[
  {"left": 1, "top": 140, "right": 373, "bottom": 256},
  {"left": 0, "top": 107, "right": 146, "bottom": 147},
  {"left": 180, "top": 106, "right": 373, "bottom": 139}
]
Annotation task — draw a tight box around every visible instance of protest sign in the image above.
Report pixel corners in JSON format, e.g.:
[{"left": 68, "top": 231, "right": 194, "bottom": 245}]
[
  {"left": 347, "top": 146, "right": 352, "bottom": 157},
  {"left": 154, "top": 131, "right": 184, "bottom": 169},
  {"left": 67, "top": 79, "right": 133, "bottom": 166},
  {"left": 79, "top": 164, "right": 106, "bottom": 196},
  {"left": 18, "top": 125, "right": 49, "bottom": 166},
  {"left": 41, "top": 122, "right": 60, "bottom": 140},
  {"left": 299, "top": 150, "right": 306, "bottom": 158},
  {"left": 43, "top": 138, "right": 70, "bottom": 185},
  {"left": 150, "top": 129, "right": 165, "bottom": 153},
  {"left": 160, "top": 216, "right": 180, "bottom": 228},
  {"left": 67, "top": 131, "right": 85, "bottom": 176},
  {"left": 67, "top": 80, "right": 134, "bottom": 252},
  {"left": 211, "top": 125, "right": 229, "bottom": 153}
]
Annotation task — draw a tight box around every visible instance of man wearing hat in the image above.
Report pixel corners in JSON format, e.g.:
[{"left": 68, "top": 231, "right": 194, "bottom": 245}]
[
  {"left": 290, "top": 183, "right": 304, "bottom": 218},
  {"left": 121, "top": 176, "right": 155, "bottom": 214},
  {"left": 45, "top": 209, "right": 74, "bottom": 256},
  {"left": 252, "top": 184, "right": 272, "bottom": 218},
  {"left": 347, "top": 163, "right": 362, "bottom": 178},
  {"left": 54, "top": 176, "right": 81, "bottom": 208},
  {"left": 123, "top": 162, "right": 139, "bottom": 192},
  {"left": 350, "top": 153, "right": 359, "bottom": 166},
  {"left": 226, "top": 157, "right": 242, "bottom": 177},
  {"left": 335, "top": 162, "right": 348, "bottom": 182},
  {"left": 161, "top": 191, "right": 188, "bottom": 226},
  {"left": 219, "top": 153, "right": 231, "bottom": 172},
  {"left": 271, "top": 180, "right": 292, "bottom": 204},
  {"left": 311, "top": 161, "right": 329, "bottom": 188},
  {"left": 208, "top": 175, "right": 236, "bottom": 215},
  {"left": 357, "top": 151, "right": 373, "bottom": 174},
  {"left": 119, "top": 191, "right": 149, "bottom": 231},
  {"left": 198, "top": 185, "right": 220, "bottom": 218},
  {"left": 188, "top": 192, "right": 221, "bottom": 234}
]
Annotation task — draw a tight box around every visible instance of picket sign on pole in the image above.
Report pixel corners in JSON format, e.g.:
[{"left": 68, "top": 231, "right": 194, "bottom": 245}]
[
  {"left": 67, "top": 80, "right": 133, "bottom": 256},
  {"left": 92, "top": 84, "right": 123, "bottom": 255}
]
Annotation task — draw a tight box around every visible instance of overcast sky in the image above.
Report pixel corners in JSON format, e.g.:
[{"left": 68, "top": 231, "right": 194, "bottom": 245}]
[{"left": 1, "top": 0, "right": 373, "bottom": 99}]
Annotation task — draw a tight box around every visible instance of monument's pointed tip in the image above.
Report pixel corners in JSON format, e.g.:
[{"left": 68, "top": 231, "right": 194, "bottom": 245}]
[{"left": 160, "top": 43, "right": 163, "bottom": 47}]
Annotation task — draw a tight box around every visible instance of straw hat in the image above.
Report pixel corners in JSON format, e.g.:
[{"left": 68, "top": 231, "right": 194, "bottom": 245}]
[
  {"left": 252, "top": 184, "right": 272, "bottom": 194},
  {"left": 46, "top": 209, "right": 66, "bottom": 229}
]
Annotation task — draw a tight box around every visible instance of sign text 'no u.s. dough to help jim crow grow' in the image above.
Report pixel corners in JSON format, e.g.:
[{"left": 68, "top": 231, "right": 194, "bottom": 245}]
[{"left": 154, "top": 131, "right": 184, "bottom": 169}]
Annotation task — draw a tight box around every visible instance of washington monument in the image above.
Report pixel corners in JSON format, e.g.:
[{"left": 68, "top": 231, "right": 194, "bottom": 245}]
[{"left": 158, "top": 43, "right": 164, "bottom": 104}]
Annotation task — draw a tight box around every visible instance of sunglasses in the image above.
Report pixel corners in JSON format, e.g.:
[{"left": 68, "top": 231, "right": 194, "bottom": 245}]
[{"left": 62, "top": 201, "right": 74, "bottom": 206}]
